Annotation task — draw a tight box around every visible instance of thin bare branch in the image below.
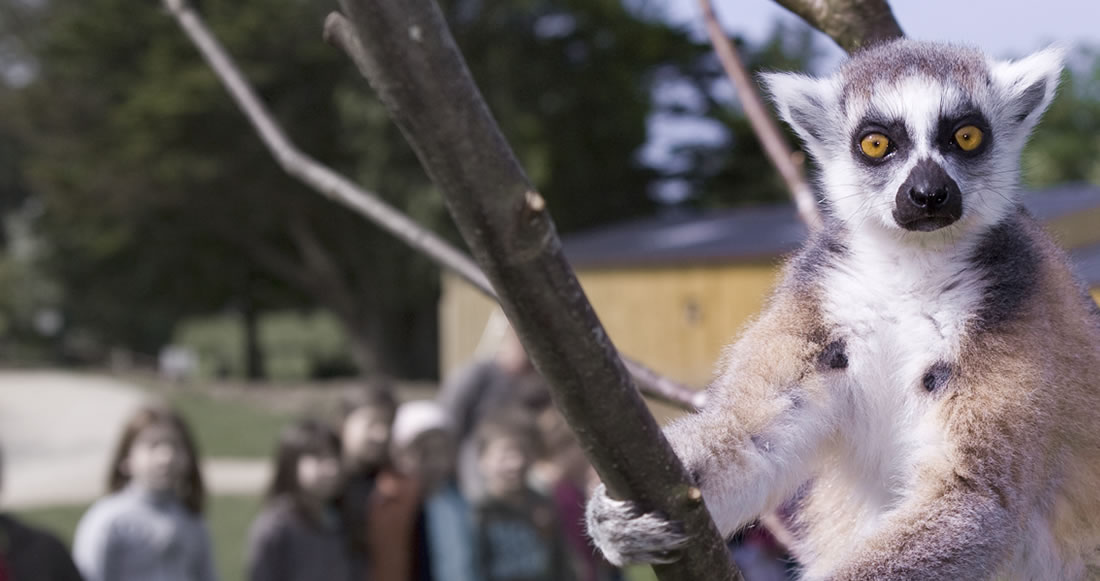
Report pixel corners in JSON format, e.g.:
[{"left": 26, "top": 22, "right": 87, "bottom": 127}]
[
  {"left": 771, "top": 0, "right": 904, "bottom": 53},
  {"left": 159, "top": 0, "right": 700, "bottom": 411},
  {"left": 699, "top": 0, "right": 822, "bottom": 232},
  {"left": 328, "top": 1, "right": 738, "bottom": 579}
]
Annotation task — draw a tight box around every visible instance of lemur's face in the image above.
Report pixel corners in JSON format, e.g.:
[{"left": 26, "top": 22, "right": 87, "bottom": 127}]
[{"left": 763, "top": 40, "right": 1064, "bottom": 239}]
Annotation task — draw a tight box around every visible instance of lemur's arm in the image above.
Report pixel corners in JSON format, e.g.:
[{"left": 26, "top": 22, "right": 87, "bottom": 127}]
[
  {"left": 587, "top": 286, "right": 847, "bottom": 565},
  {"left": 826, "top": 480, "right": 1017, "bottom": 581}
]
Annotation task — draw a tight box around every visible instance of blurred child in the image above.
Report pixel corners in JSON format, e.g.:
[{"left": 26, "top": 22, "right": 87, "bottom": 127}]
[
  {"left": 340, "top": 387, "right": 423, "bottom": 581},
  {"left": 391, "top": 400, "right": 478, "bottom": 581},
  {"left": 532, "top": 408, "right": 620, "bottom": 581},
  {"left": 73, "top": 405, "right": 217, "bottom": 581},
  {"left": 0, "top": 443, "right": 83, "bottom": 581},
  {"left": 473, "top": 414, "right": 573, "bottom": 581},
  {"left": 437, "top": 326, "right": 551, "bottom": 500},
  {"left": 247, "top": 419, "right": 353, "bottom": 581}
]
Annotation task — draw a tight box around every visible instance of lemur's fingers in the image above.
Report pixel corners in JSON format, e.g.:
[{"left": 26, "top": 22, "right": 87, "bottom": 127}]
[{"left": 585, "top": 483, "right": 692, "bottom": 566}]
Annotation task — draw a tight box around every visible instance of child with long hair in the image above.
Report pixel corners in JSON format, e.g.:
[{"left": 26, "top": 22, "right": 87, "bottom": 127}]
[
  {"left": 340, "top": 387, "right": 424, "bottom": 581},
  {"left": 246, "top": 419, "right": 354, "bottom": 581},
  {"left": 73, "top": 405, "right": 217, "bottom": 581}
]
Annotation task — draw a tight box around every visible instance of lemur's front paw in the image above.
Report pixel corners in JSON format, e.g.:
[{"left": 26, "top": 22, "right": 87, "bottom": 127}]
[{"left": 585, "top": 483, "right": 692, "bottom": 566}]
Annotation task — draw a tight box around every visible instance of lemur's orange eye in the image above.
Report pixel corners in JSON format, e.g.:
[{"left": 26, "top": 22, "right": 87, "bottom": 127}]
[
  {"left": 954, "top": 125, "right": 984, "bottom": 151},
  {"left": 860, "top": 133, "right": 890, "bottom": 159}
]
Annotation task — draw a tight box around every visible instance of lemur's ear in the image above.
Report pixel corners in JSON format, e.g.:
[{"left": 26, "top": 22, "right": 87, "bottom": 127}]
[
  {"left": 991, "top": 46, "right": 1065, "bottom": 131},
  {"left": 759, "top": 72, "right": 840, "bottom": 158}
]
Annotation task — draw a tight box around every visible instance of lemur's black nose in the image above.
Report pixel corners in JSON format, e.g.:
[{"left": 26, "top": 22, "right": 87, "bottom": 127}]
[
  {"left": 907, "top": 185, "right": 951, "bottom": 210},
  {"left": 893, "top": 159, "right": 963, "bottom": 232}
]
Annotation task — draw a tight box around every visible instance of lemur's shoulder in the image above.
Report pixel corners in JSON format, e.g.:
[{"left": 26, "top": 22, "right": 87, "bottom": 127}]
[
  {"left": 777, "top": 220, "right": 848, "bottom": 297},
  {"left": 980, "top": 206, "right": 1100, "bottom": 331}
]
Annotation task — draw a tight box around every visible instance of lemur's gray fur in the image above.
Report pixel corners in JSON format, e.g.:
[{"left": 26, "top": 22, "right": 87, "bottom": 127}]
[{"left": 587, "top": 39, "right": 1100, "bottom": 580}]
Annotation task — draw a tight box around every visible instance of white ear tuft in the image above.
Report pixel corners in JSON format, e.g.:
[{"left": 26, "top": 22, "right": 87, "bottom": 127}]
[
  {"left": 990, "top": 45, "right": 1066, "bottom": 129},
  {"left": 758, "top": 72, "right": 839, "bottom": 158}
]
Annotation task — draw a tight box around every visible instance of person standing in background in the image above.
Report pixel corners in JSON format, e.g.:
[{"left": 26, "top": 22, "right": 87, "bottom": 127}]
[
  {"left": 390, "top": 400, "right": 479, "bottom": 581},
  {"left": 340, "top": 387, "right": 424, "bottom": 581},
  {"left": 73, "top": 405, "right": 217, "bottom": 581},
  {"left": 0, "top": 443, "right": 83, "bottom": 581},
  {"left": 531, "top": 408, "right": 620, "bottom": 581},
  {"left": 472, "top": 414, "right": 572, "bottom": 581},
  {"left": 246, "top": 419, "right": 353, "bottom": 581},
  {"left": 437, "top": 327, "right": 551, "bottom": 501}
]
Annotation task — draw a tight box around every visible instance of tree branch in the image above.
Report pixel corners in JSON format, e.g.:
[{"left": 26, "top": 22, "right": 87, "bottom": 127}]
[
  {"left": 158, "top": 0, "right": 702, "bottom": 410},
  {"left": 699, "top": 0, "right": 822, "bottom": 231},
  {"left": 771, "top": 0, "right": 904, "bottom": 53},
  {"left": 327, "top": 2, "right": 738, "bottom": 580}
]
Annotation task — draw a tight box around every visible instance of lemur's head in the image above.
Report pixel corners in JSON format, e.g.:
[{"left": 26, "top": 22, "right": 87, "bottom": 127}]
[{"left": 762, "top": 39, "right": 1064, "bottom": 238}]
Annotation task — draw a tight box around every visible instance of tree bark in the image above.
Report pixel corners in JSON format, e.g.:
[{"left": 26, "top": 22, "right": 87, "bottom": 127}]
[
  {"left": 770, "top": 0, "right": 904, "bottom": 53},
  {"left": 327, "top": 2, "right": 739, "bottom": 580},
  {"left": 240, "top": 271, "right": 266, "bottom": 380},
  {"left": 160, "top": 0, "right": 702, "bottom": 410}
]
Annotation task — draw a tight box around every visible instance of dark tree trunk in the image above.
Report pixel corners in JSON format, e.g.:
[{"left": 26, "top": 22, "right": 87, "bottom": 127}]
[
  {"left": 241, "top": 272, "right": 266, "bottom": 380},
  {"left": 343, "top": 308, "right": 387, "bottom": 378}
]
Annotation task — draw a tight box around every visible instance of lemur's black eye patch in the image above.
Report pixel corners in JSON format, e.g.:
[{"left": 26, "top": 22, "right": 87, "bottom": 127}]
[
  {"left": 936, "top": 112, "right": 992, "bottom": 157},
  {"left": 852, "top": 117, "right": 910, "bottom": 165}
]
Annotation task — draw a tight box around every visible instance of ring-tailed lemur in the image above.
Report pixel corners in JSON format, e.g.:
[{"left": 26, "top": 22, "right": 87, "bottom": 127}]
[{"left": 586, "top": 39, "right": 1100, "bottom": 580}]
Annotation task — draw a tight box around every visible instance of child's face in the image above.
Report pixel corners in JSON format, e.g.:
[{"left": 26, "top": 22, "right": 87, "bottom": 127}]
[
  {"left": 125, "top": 423, "right": 189, "bottom": 493},
  {"left": 479, "top": 436, "right": 531, "bottom": 498},
  {"left": 297, "top": 451, "right": 343, "bottom": 502},
  {"left": 342, "top": 406, "right": 393, "bottom": 469},
  {"left": 395, "top": 430, "right": 455, "bottom": 492}
]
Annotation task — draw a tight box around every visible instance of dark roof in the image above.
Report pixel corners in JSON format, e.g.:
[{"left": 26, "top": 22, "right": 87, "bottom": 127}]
[
  {"left": 1070, "top": 243, "right": 1100, "bottom": 287},
  {"left": 1021, "top": 182, "right": 1100, "bottom": 221},
  {"left": 562, "top": 183, "right": 1100, "bottom": 271},
  {"left": 562, "top": 204, "right": 807, "bottom": 268},
  {"left": 563, "top": 183, "right": 1095, "bottom": 269}
]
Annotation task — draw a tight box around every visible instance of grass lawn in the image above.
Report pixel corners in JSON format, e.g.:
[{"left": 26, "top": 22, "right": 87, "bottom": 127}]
[
  {"left": 15, "top": 494, "right": 263, "bottom": 581},
  {"left": 18, "top": 495, "right": 657, "bottom": 581},
  {"left": 148, "top": 386, "right": 293, "bottom": 459},
  {"left": 625, "top": 565, "right": 659, "bottom": 581}
]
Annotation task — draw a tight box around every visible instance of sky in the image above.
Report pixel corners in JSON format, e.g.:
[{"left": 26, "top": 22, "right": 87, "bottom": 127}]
[{"left": 661, "top": 0, "right": 1100, "bottom": 61}]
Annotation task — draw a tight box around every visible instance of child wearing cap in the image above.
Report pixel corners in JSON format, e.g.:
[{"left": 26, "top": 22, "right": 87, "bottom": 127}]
[{"left": 390, "top": 400, "right": 478, "bottom": 581}]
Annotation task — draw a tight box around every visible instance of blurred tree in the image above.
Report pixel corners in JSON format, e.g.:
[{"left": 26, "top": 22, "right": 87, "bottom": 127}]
[
  {"left": 12, "top": 0, "right": 784, "bottom": 377},
  {"left": 17, "top": 0, "right": 434, "bottom": 375},
  {"left": 1024, "top": 47, "right": 1100, "bottom": 188}
]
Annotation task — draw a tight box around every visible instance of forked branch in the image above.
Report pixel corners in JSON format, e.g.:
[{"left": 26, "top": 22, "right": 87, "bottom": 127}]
[
  {"left": 159, "top": 0, "right": 702, "bottom": 410},
  {"left": 327, "top": 1, "right": 739, "bottom": 579}
]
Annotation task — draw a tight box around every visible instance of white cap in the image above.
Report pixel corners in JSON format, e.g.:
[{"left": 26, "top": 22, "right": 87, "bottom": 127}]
[{"left": 391, "top": 400, "right": 454, "bottom": 450}]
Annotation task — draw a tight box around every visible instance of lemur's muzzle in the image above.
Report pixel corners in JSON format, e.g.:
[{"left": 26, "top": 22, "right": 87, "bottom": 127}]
[{"left": 893, "top": 159, "right": 963, "bottom": 232}]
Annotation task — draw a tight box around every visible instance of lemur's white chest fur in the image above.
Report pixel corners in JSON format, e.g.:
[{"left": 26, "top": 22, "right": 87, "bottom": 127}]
[{"left": 814, "top": 232, "right": 983, "bottom": 539}]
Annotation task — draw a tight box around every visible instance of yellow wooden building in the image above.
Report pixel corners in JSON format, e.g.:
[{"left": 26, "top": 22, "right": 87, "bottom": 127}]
[{"left": 440, "top": 184, "right": 1100, "bottom": 389}]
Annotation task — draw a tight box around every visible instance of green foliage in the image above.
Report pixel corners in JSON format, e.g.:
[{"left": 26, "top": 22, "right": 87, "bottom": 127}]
[
  {"left": 175, "top": 310, "right": 356, "bottom": 381},
  {"left": 18, "top": 0, "right": 436, "bottom": 369},
  {"left": 10, "top": 0, "right": 732, "bottom": 374},
  {"left": 690, "top": 21, "right": 822, "bottom": 209},
  {"left": 1024, "top": 48, "right": 1100, "bottom": 188}
]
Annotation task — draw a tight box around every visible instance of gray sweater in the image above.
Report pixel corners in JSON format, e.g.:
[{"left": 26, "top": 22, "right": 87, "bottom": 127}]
[
  {"left": 72, "top": 485, "right": 217, "bottom": 581},
  {"left": 246, "top": 496, "right": 356, "bottom": 581}
]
